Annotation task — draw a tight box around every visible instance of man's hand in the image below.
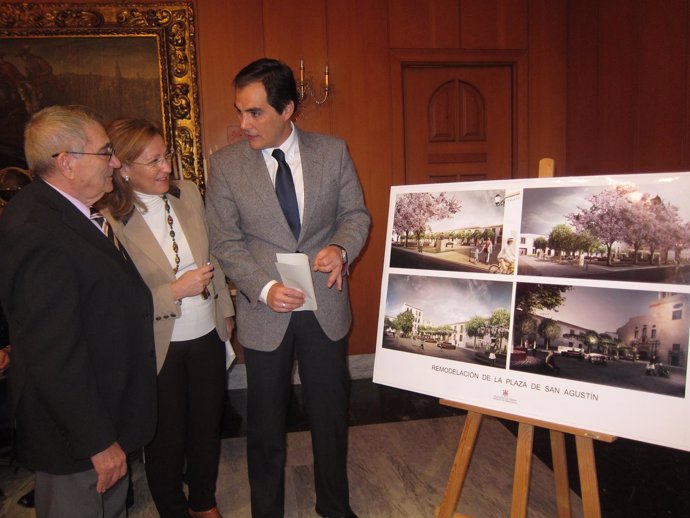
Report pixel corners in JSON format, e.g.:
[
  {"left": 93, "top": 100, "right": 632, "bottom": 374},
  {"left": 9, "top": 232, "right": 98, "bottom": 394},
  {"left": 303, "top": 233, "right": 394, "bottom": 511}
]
[
  {"left": 0, "top": 346, "right": 11, "bottom": 371},
  {"left": 313, "top": 245, "right": 344, "bottom": 290},
  {"left": 267, "top": 283, "right": 306, "bottom": 312},
  {"left": 90, "top": 442, "right": 127, "bottom": 494}
]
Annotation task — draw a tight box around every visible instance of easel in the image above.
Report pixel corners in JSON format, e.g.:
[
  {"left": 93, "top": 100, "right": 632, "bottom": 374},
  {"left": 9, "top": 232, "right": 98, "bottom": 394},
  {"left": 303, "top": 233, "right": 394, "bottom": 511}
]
[
  {"left": 436, "top": 159, "right": 616, "bottom": 518},
  {"left": 435, "top": 400, "right": 616, "bottom": 518}
]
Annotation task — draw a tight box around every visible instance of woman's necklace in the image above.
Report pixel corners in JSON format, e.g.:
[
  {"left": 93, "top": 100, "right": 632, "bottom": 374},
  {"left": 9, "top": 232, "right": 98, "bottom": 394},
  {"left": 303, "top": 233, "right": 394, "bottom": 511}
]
[
  {"left": 163, "top": 194, "right": 209, "bottom": 299},
  {"left": 162, "top": 194, "right": 181, "bottom": 273}
]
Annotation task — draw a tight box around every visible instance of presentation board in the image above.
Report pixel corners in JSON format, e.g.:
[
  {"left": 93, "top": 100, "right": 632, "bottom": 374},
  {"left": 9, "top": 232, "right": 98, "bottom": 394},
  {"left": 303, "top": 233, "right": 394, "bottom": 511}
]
[{"left": 373, "top": 172, "right": 690, "bottom": 451}]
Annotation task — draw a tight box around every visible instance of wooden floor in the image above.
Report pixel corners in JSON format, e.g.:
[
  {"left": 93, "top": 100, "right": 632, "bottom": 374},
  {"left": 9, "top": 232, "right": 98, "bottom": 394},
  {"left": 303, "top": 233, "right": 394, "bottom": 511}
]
[{"left": 0, "top": 415, "right": 583, "bottom": 518}]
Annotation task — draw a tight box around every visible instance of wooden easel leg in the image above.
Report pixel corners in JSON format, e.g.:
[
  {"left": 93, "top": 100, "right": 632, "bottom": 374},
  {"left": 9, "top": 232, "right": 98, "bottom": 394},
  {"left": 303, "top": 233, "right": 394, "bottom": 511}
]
[
  {"left": 550, "top": 430, "right": 572, "bottom": 518},
  {"left": 436, "top": 411, "right": 484, "bottom": 518},
  {"left": 510, "top": 423, "right": 534, "bottom": 518},
  {"left": 575, "top": 436, "right": 602, "bottom": 518}
]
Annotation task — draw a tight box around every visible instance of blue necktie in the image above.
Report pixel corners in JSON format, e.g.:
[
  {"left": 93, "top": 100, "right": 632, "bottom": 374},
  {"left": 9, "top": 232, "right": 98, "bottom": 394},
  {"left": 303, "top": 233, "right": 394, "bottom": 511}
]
[{"left": 272, "top": 148, "right": 301, "bottom": 240}]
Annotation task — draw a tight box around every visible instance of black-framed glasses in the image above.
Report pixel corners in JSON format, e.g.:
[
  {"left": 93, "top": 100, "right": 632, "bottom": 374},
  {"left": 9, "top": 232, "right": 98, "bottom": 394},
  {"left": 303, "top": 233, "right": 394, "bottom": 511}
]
[
  {"left": 129, "top": 150, "right": 174, "bottom": 169},
  {"left": 51, "top": 143, "right": 115, "bottom": 160}
]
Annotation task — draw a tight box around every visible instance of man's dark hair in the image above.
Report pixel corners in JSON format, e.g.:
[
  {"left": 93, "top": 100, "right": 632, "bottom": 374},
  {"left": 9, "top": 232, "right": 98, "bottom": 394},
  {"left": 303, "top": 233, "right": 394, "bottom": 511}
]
[{"left": 233, "top": 58, "right": 299, "bottom": 115}]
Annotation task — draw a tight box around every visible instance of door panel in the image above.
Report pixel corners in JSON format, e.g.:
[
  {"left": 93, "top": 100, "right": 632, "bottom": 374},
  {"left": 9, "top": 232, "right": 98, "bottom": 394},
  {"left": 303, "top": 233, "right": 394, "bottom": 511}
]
[{"left": 403, "top": 65, "right": 513, "bottom": 184}]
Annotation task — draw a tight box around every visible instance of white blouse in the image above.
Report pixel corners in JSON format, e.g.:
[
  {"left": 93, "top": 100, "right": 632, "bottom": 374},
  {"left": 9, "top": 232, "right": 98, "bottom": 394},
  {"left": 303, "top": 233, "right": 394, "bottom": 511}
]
[{"left": 135, "top": 191, "right": 214, "bottom": 342}]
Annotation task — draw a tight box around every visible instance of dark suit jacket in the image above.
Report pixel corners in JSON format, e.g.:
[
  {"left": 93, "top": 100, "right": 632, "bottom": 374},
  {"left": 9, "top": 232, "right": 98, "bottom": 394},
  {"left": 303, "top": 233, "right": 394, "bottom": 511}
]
[
  {"left": 206, "top": 127, "right": 371, "bottom": 350},
  {"left": 0, "top": 178, "right": 157, "bottom": 474}
]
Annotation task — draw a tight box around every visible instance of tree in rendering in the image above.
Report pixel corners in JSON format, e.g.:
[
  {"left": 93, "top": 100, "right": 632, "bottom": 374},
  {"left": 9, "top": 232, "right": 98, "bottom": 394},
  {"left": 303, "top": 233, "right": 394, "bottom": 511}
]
[
  {"left": 581, "top": 330, "right": 600, "bottom": 354},
  {"left": 465, "top": 315, "right": 487, "bottom": 348},
  {"left": 533, "top": 236, "right": 548, "bottom": 256},
  {"left": 489, "top": 308, "right": 511, "bottom": 352},
  {"left": 548, "top": 224, "right": 576, "bottom": 258},
  {"left": 393, "top": 192, "right": 461, "bottom": 247},
  {"left": 538, "top": 319, "right": 562, "bottom": 350},
  {"left": 517, "top": 316, "right": 538, "bottom": 348},
  {"left": 568, "top": 185, "right": 633, "bottom": 266},
  {"left": 514, "top": 283, "right": 570, "bottom": 315},
  {"left": 395, "top": 310, "right": 415, "bottom": 338}
]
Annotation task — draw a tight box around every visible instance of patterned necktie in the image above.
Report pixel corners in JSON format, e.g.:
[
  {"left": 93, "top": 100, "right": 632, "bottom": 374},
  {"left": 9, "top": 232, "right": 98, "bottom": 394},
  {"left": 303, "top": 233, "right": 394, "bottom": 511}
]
[
  {"left": 89, "top": 208, "right": 126, "bottom": 259},
  {"left": 272, "top": 148, "right": 301, "bottom": 240}
]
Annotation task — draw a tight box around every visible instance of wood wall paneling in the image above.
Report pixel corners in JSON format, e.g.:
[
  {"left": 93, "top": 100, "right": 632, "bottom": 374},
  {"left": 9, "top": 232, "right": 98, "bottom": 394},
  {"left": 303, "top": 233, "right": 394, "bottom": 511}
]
[
  {"left": 389, "top": 0, "right": 436, "bottom": 48},
  {"left": 527, "top": 0, "right": 567, "bottom": 177},
  {"left": 262, "top": 0, "right": 330, "bottom": 132},
  {"left": 597, "top": 0, "right": 638, "bottom": 173},
  {"left": 567, "top": 0, "right": 690, "bottom": 175},
  {"left": 196, "top": 0, "right": 265, "bottom": 157},
  {"left": 635, "top": 0, "right": 688, "bottom": 171},
  {"left": 566, "top": 0, "right": 600, "bottom": 174},
  {"left": 327, "top": 0, "right": 393, "bottom": 354},
  {"left": 459, "top": 0, "right": 528, "bottom": 49}
]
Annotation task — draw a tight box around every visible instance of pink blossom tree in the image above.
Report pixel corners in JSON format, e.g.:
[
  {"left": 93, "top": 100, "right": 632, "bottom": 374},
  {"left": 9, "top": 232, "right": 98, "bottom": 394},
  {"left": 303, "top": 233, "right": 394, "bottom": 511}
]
[
  {"left": 393, "top": 192, "right": 461, "bottom": 247},
  {"left": 568, "top": 186, "right": 635, "bottom": 266}
]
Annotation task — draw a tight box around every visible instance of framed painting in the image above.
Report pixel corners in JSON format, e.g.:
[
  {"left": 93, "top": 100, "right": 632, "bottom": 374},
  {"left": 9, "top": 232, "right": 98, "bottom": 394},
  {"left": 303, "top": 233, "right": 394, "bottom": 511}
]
[{"left": 0, "top": 2, "right": 205, "bottom": 190}]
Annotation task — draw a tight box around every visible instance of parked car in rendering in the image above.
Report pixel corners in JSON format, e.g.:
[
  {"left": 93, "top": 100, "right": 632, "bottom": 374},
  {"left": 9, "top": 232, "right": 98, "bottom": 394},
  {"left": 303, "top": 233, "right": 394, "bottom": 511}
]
[
  {"left": 585, "top": 352, "right": 607, "bottom": 365},
  {"left": 558, "top": 346, "right": 585, "bottom": 359}
]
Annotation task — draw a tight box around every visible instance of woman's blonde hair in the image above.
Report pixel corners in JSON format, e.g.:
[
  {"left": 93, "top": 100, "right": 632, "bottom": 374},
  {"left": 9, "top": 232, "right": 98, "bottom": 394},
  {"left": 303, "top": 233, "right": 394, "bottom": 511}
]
[{"left": 100, "top": 118, "right": 164, "bottom": 220}]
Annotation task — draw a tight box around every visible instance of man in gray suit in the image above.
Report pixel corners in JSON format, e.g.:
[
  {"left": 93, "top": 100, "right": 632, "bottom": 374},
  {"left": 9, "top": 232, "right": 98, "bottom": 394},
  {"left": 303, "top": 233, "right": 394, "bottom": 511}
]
[{"left": 206, "top": 58, "right": 370, "bottom": 518}]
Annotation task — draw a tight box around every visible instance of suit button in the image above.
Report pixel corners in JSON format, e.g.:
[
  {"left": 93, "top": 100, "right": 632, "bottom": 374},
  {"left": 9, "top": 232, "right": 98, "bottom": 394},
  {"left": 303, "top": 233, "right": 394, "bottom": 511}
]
[
  {"left": 171, "top": 313, "right": 177, "bottom": 317},
  {"left": 155, "top": 316, "right": 162, "bottom": 321}
]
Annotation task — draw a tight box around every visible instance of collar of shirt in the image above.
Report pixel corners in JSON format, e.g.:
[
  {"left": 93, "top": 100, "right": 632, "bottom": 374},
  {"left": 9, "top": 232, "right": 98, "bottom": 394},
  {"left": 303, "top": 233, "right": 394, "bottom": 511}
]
[
  {"left": 261, "top": 122, "right": 304, "bottom": 219},
  {"left": 43, "top": 179, "right": 92, "bottom": 220}
]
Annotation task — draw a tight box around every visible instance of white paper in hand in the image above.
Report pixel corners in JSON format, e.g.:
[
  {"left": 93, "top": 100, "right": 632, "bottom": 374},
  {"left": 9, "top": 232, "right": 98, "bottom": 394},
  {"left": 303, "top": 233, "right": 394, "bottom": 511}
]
[{"left": 275, "top": 253, "right": 318, "bottom": 311}]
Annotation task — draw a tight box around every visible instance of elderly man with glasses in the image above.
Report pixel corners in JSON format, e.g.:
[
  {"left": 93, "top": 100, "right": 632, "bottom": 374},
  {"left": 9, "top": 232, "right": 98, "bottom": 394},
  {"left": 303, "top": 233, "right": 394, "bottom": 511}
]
[{"left": 0, "top": 105, "right": 157, "bottom": 518}]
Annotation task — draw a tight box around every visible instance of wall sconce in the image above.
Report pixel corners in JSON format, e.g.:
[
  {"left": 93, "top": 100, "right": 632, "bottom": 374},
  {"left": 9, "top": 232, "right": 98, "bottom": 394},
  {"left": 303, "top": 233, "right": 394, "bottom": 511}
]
[{"left": 298, "top": 57, "right": 330, "bottom": 106}]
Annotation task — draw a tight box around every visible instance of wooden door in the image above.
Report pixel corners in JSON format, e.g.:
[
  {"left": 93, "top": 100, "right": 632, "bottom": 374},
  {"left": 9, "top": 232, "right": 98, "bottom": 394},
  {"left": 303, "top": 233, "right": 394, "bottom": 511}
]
[{"left": 403, "top": 65, "right": 514, "bottom": 184}]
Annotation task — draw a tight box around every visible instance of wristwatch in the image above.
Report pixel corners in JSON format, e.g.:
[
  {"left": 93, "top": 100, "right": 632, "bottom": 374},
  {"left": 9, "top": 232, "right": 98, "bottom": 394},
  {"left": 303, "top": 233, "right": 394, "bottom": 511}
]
[{"left": 332, "top": 244, "right": 348, "bottom": 264}]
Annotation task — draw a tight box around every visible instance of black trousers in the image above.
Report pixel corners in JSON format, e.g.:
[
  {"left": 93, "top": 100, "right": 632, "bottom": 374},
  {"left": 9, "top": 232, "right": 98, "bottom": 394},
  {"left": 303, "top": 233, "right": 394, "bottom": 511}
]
[
  {"left": 144, "top": 330, "right": 226, "bottom": 518},
  {"left": 244, "top": 311, "right": 353, "bottom": 518}
]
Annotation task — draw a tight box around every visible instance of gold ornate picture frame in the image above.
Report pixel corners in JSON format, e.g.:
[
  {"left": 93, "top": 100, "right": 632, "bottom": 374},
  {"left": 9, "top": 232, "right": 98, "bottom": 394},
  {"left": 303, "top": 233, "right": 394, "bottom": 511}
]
[{"left": 0, "top": 2, "right": 205, "bottom": 190}]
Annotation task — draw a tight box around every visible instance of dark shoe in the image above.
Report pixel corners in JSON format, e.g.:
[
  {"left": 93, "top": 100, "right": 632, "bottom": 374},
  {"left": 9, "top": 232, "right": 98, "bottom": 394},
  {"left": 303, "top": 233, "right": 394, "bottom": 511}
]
[
  {"left": 18, "top": 489, "right": 35, "bottom": 508},
  {"left": 189, "top": 507, "right": 223, "bottom": 518},
  {"left": 317, "top": 511, "right": 358, "bottom": 518}
]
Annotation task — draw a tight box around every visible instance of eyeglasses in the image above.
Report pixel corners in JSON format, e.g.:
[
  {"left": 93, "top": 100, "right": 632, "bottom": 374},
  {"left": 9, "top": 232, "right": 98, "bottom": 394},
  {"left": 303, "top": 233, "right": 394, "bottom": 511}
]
[
  {"left": 51, "top": 144, "right": 115, "bottom": 160},
  {"left": 129, "top": 150, "right": 174, "bottom": 169}
]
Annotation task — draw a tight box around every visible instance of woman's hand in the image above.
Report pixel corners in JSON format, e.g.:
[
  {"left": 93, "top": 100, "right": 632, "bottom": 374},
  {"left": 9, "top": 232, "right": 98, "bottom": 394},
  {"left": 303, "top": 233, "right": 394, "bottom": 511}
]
[
  {"left": 225, "top": 316, "right": 235, "bottom": 338},
  {"left": 171, "top": 263, "right": 214, "bottom": 300}
]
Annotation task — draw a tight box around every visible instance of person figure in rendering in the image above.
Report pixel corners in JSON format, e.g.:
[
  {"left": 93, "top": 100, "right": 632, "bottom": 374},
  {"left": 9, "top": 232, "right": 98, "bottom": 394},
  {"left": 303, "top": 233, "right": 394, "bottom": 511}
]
[
  {"left": 545, "top": 350, "right": 560, "bottom": 375},
  {"left": 496, "top": 237, "right": 516, "bottom": 273},
  {"left": 0, "top": 105, "right": 157, "bottom": 518},
  {"left": 483, "top": 237, "right": 493, "bottom": 264},
  {"left": 206, "top": 58, "right": 371, "bottom": 518},
  {"left": 100, "top": 118, "right": 236, "bottom": 518}
]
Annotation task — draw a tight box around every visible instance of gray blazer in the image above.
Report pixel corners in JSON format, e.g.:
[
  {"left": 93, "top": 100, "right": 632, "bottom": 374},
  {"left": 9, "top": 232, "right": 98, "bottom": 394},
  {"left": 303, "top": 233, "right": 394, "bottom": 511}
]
[
  {"left": 105, "top": 180, "right": 235, "bottom": 372},
  {"left": 206, "top": 128, "right": 370, "bottom": 351}
]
